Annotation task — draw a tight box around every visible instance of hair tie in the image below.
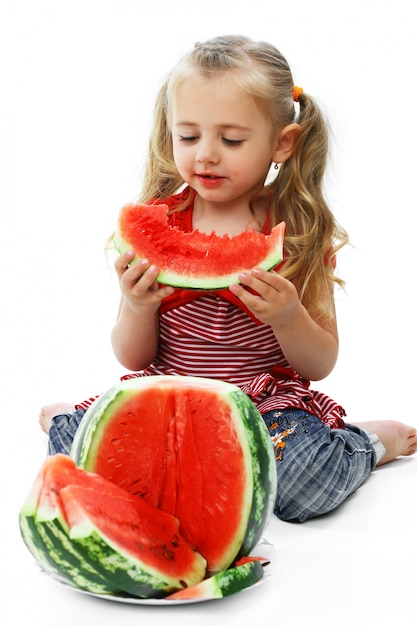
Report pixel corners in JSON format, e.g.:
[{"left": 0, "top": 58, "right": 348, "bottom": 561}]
[{"left": 293, "top": 85, "right": 303, "bottom": 102}]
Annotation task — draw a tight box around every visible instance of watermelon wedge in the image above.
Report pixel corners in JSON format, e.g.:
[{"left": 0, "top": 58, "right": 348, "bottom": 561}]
[
  {"left": 166, "top": 560, "right": 264, "bottom": 600},
  {"left": 71, "top": 376, "right": 277, "bottom": 576},
  {"left": 19, "top": 455, "right": 207, "bottom": 598},
  {"left": 113, "top": 202, "right": 285, "bottom": 289}
]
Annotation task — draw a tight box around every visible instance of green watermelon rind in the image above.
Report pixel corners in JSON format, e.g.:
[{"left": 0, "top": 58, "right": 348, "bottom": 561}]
[
  {"left": 167, "top": 560, "right": 264, "bottom": 600},
  {"left": 19, "top": 515, "right": 71, "bottom": 586},
  {"left": 230, "top": 389, "right": 277, "bottom": 557},
  {"left": 69, "top": 526, "right": 189, "bottom": 598},
  {"left": 35, "top": 519, "right": 116, "bottom": 594},
  {"left": 19, "top": 513, "right": 117, "bottom": 594},
  {"left": 70, "top": 386, "right": 135, "bottom": 470},
  {"left": 113, "top": 219, "right": 285, "bottom": 290}
]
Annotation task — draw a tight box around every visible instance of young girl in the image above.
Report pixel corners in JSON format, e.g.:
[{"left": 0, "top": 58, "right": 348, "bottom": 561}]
[{"left": 39, "top": 35, "right": 417, "bottom": 523}]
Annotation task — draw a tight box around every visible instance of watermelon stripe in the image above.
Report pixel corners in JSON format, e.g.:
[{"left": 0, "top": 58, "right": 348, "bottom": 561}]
[
  {"left": 34, "top": 519, "right": 114, "bottom": 594},
  {"left": 70, "top": 531, "right": 176, "bottom": 598},
  {"left": 230, "top": 390, "right": 276, "bottom": 556},
  {"left": 20, "top": 514, "right": 112, "bottom": 593},
  {"left": 216, "top": 560, "right": 264, "bottom": 596},
  {"left": 19, "top": 515, "right": 70, "bottom": 585}
]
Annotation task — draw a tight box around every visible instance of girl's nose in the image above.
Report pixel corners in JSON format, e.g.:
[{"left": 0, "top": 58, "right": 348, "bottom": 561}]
[{"left": 195, "top": 139, "right": 219, "bottom": 165}]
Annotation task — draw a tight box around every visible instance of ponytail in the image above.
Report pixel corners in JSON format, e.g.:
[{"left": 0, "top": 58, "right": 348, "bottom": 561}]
[{"left": 269, "top": 92, "right": 348, "bottom": 319}]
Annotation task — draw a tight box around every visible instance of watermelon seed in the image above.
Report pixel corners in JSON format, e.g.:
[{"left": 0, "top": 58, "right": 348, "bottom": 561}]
[
  {"left": 164, "top": 550, "right": 175, "bottom": 560},
  {"left": 132, "top": 491, "right": 147, "bottom": 498}
]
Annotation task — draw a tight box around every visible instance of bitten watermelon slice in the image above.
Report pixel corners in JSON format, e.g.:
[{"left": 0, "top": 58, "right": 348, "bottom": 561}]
[
  {"left": 19, "top": 455, "right": 207, "bottom": 598},
  {"left": 71, "top": 376, "right": 277, "bottom": 576},
  {"left": 113, "top": 202, "right": 285, "bottom": 289}
]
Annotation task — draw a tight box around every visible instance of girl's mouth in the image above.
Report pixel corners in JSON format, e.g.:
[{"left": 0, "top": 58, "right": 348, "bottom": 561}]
[{"left": 197, "top": 173, "right": 225, "bottom": 186}]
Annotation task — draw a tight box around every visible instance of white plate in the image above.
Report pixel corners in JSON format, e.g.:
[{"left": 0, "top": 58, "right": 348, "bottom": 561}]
[{"left": 51, "top": 537, "right": 277, "bottom": 606}]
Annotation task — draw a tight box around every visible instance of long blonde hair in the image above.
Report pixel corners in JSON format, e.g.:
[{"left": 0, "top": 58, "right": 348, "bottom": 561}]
[{"left": 139, "top": 35, "right": 348, "bottom": 319}]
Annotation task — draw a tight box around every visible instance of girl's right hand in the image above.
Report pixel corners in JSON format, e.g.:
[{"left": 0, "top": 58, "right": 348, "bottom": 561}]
[{"left": 114, "top": 251, "right": 174, "bottom": 317}]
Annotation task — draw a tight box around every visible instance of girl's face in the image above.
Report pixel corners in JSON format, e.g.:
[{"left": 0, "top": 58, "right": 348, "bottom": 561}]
[{"left": 171, "top": 73, "right": 280, "bottom": 211}]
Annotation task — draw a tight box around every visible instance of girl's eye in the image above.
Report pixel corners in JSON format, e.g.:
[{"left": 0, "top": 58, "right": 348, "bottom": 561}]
[
  {"left": 223, "top": 138, "right": 243, "bottom": 146},
  {"left": 179, "top": 135, "right": 198, "bottom": 142}
]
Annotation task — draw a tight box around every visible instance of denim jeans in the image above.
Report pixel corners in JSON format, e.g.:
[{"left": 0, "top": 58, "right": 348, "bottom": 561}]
[
  {"left": 47, "top": 409, "right": 86, "bottom": 456},
  {"left": 262, "top": 408, "right": 380, "bottom": 522}
]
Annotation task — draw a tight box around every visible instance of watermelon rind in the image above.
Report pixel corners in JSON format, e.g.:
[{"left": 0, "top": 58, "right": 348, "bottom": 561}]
[
  {"left": 229, "top": 389, "right": 277, "bottom": 557},
  {"left": 113, "top": 205, "right": 285, "bottom": 290},
  {"left": 70, "top": 385, "right": 134, "bottom": 470},
  {"left": 19, "top": 515, "right": 72, "bottom": 587},
  {"left": 167, "top": 560, "right": 264, "bottom": 600},
  {"left": 71, "top": 376, "right": 277, "bottom": 573},
  {"left": 20, "top": 506, "right": 196, "bottom": 598},
  {"left": 20, "top": 503, "right": 120, "bottom": 595},
  {"left": 66, "top": 519, "right": 194, "bottom": 598}
]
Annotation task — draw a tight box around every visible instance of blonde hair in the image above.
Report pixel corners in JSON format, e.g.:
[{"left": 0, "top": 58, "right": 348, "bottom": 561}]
[{"left": 139, "top": 35, "right": 348, "bottom": 319}]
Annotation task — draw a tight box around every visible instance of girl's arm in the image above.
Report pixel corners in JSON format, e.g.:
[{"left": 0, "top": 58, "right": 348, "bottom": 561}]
[
  {"left": 111, "top": 298, "right": 160, "bottom": 371},
  {"left": 229, "top": 268, "right": 338, "bottom": 381},
  {"left": 111, "top": 252, "right": 174, "bottom": 371}
]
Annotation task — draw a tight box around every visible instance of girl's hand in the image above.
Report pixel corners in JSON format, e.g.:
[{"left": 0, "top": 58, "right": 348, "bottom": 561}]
[
  {"left": 115, "top": 251, "right": 174, "bottom": 316},
  {"left": 229, "top": 267, "right": 303, "bottom": 329},
  {"left": 229, "top": 266, "right": 339, "bottom": 380}
]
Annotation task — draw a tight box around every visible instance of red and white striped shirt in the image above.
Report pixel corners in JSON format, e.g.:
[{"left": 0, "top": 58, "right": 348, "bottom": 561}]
[{"left": 77, "top": 188, "right": 346, "bottom": 428}]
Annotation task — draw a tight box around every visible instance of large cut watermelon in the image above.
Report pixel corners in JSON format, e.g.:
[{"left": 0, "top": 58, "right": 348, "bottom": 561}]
[
  {"left": 113, "top": 202, "right": 285, "bottom": 289},
  {"left": 71, "top": 376, "right": 277, "bottom": 576},
  {"left": 19, "top": 454, "right": 207, "bottom": 598}
]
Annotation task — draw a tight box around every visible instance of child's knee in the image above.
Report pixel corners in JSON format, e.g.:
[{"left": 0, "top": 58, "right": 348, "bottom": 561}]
[{"left": 273, "top": 432, "right": 375, "bottom": 522}]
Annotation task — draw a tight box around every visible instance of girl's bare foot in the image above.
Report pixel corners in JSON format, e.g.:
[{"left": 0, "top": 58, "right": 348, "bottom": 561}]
[
  {"left": 39, "top": 402, "right": 75, "bottom": 434},
  {"left": 353, "top": 420, "right": 417, "bottom": 466}
]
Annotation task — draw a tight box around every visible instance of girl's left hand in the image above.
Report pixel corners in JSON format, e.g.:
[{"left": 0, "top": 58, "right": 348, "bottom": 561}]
[{"left": 229, "top": 267, "right": 303, "bottom": 329}]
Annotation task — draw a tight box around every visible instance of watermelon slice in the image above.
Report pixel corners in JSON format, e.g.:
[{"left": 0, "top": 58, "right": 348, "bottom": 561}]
[
  {"left": 71, "top": 376, "right": 277, "bottom": 576},
  {"left": 166, "top": 560, "right": 264, "bottom": 600},
  {"left": 113, "top": 202, "right": 285, "bottom": 289},
  {"left": 19, "top": 455, "right": 207, "bottom": 598}
]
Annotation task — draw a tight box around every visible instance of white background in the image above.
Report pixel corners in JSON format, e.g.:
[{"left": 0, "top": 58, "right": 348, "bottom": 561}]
[{"left": 1, "top": 1, "right": 416, "bottom": 624}]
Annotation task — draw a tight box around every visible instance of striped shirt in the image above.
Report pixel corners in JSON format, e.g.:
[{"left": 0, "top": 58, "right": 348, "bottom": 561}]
[{"left": 77, "top": 188, "right": 346, "bottom": 429}]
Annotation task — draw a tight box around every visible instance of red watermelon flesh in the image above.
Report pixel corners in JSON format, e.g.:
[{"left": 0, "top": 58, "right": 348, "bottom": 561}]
[
  {"left": 78, "top": 385, "right": 250, "bottom": 574},
  {"left": 113, "top": 202, "right": 285, "bottom": 289},
  {"left": 35, "top": 455, "right": 206, "bottom": 587}
]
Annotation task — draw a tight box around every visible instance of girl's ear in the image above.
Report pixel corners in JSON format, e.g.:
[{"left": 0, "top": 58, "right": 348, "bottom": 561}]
[{"left": 272, "top": 123, "right": 301, "bottom": 164}]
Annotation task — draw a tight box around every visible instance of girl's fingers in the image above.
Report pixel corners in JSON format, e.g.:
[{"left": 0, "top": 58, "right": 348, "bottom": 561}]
[
  {"left": 124, "top": 262, "right": 157, "bottom": 290},
  {"left": 238, "top": 267, "right": 290, "bottom": 295},
  {"left": 115, "top": 252, "right": 160, "bottom": 293},
  {"left": 115, "top": 251, "right": 136, "bottom": 280},
  {"left": 248, "top": 267, "right": 283, "bottom": 287}
]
